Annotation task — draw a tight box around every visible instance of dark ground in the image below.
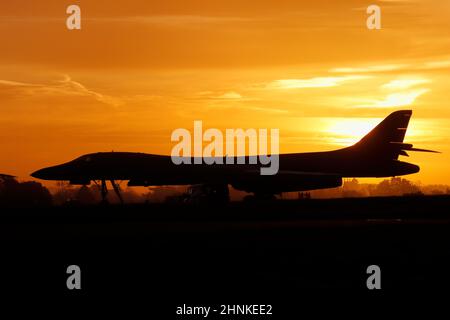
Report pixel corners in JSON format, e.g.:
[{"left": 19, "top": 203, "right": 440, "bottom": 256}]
[{"left": 1, "top": 195, "right": 450, "bottom": 315}]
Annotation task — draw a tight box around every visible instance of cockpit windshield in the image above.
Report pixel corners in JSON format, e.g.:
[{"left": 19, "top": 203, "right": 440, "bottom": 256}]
[{"left": 72, "top": 154, "right": 93, "bottom": 163}]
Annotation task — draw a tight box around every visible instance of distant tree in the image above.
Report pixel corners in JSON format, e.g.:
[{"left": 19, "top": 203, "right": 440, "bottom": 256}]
[
  {"left": 341, "top": 179, "right": 366, "bottom": 198},
  {"left": 121, "top": 188, "right": 144, "bottom": 203},
  {"left": 52, "top": 181, "right": 76, "bottom": 205},
  {"left": 144, "top": 186, "right": 188, "bottom": 203},
  {"left": 345, "top": 178, "right": 360, "bottom": 190},
  {"left": 0, "top": 176, "right": 52, "bottom": 207},
  {"left": 342, "top": 190, "right": 364, "bottom": 198},
  {"left": 75, "top": 185, "right": 97, "bottom": 205},
  {"left": 373, "top": 177, "right": 420, "bottom": 196}
]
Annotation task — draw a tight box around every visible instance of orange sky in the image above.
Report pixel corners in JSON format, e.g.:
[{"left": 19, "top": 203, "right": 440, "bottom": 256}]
[{"left": 1, "top": 0, "right": 450, "bottom": 185}]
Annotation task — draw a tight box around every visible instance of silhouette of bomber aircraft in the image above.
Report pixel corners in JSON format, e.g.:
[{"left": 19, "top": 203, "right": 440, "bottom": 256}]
[{"left": 31, "top": 110, "right": 438, "bottom": 203}]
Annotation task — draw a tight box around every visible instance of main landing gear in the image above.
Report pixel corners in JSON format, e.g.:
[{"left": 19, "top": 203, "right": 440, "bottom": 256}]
[{"left": 94, "top": 179, "right": 123, "bottom": 204}]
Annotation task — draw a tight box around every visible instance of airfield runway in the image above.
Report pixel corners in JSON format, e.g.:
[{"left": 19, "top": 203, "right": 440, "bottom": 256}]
[{"left": 1, "top": 195, "right": 450, "bottom": 312}]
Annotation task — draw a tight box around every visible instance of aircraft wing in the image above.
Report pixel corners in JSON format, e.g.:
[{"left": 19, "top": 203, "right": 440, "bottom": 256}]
[{"left": 231, "top": 170, "right": 343, "bottom": 194}]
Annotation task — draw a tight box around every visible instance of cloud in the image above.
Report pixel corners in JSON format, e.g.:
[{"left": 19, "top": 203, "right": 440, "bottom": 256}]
[
  {"left": 374, "top": 89, "right": 430, "bottom": 107},
  {"left": 330, "top": 64, "right": 408, "bottom": 73},
  {"left": 268, "top": 76, "right": 370, "bottom": 89},
  {"left": 381, "top": 78, "right": 431, "bottom": 90},
  {"left": 0, "top": 80, "right": 31, "bottom": 87},
  {"left": 195, "top": 91, "right": 286, "bottom": 114},
  {"left": 0, "top": 75, "right": 120, "bottom": 106},
  {"left": 354, "top": 88, "right": 430, "bottom": 109},
  {"left": 242, "top": 106, "right": 288, "bottom": 114},
  {"left": 57, "top": 75, "right": 121, "bottom": 106},
  {"left": 379, "top": 0, "right": 418, "bottom": 2},
  {"left": 88, "top": 15, "right": 250, "bottom": 26},
  {"left": 197, "top": 91, "right": 248, "bottom": 100},
  {"left": 208, "top": 103, "right": 288, "bottom": 114},
  {"left": 216, "top": 91, "right": 242, "bottom": 99},
  {"left": 330, "top": 57, "right": 450, "bottom": 74},
  {"left": 370, "top": 77, "right": 431, "bottom": 107},
  {"left": 0, "top": 14, "right": 250, "bottom": 26},
  {"left": 419, "top": 60, "right": 450, "bottom": 70}
]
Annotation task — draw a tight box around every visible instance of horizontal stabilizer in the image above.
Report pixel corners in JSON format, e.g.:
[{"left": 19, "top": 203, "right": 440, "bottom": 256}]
[
  {"left": 408, "top": 147, "right": 440, "bottom": 153},
  {"left": 389, "top": 142, "right": 440, "bottom": 154}
]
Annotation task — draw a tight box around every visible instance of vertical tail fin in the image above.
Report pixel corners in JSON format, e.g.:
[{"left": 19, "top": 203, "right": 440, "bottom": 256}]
[{"left": 353, "top": 110, "right": 412, "bottom": 159}]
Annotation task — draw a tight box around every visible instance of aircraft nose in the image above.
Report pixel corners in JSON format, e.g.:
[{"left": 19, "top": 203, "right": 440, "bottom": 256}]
[
  {"left": 31, "top": 167, "right": 52, "bottom": 180},
  {"left": 31, "top": 165, "right": 67, "bottom": 180}
]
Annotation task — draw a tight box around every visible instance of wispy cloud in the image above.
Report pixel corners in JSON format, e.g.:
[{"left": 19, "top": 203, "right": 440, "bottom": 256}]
[
  {"left": 379, "top": 0, "right": 418, "bottom": 3},
  {"left": 381, "top": 78, "right": 431, "bottom": 90},
  {"left": 215, "top": 91, "right": 242, "bottom": 99},
  {"left": 375, "top": 89, "right": 430, "bottom": 107},
  {"left": 196, "top": 91, "right": 245, "bottom": 100},
  {"left": 88, "top": 15, "right": 251, "bottom": 26},
  {"left": 331, "top": 57, "right": 450, "bottom": 74},
  {"left": 419, "top": 60, "right": 450, "bottom": 70},
  {"left": 268, "top": 76, "right": 370, "bottom": 89},
  {"left": 0, "top": 75, "right": 121, "bottom": 106},
  {"left": 0, "top": 14, "right": 250, "bottom": 26},
  {"left": 0, "top": 80, "right": 31, "bottom": 86},
  {"left": 330, "top": 64, "right": 408, "bottom": 73},
  {"left": 354, "top": 88, "right": 430, "bottom": 109}
]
